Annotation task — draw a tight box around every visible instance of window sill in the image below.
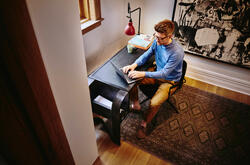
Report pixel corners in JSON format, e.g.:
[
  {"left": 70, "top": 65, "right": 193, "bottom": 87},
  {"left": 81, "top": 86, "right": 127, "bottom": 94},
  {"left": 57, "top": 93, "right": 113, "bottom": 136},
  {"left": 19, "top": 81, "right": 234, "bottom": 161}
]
[{"left": 80, "top": 18, "right": 104, "bottom": 35}]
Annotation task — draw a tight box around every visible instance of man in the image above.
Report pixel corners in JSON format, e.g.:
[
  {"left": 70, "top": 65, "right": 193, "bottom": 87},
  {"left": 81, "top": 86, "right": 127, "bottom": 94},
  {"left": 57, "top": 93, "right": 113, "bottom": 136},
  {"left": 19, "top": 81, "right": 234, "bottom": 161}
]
[{"left": 122, "top": 19, "right": 184, "bottom": 139}]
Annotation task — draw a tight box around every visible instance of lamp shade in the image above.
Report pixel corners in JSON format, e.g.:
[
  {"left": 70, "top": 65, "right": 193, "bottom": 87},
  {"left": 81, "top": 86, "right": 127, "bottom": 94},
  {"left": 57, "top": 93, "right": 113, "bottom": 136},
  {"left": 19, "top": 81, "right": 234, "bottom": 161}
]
[{"left": 124, "top": 21, "right": 135, "bottom": 35}]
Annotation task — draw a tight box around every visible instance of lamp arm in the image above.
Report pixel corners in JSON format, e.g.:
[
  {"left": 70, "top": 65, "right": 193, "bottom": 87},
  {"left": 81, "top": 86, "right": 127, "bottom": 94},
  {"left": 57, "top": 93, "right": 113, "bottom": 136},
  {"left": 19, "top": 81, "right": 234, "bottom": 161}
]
[{"left": 128, "top": 7, "right": 141, "bottom": 34}]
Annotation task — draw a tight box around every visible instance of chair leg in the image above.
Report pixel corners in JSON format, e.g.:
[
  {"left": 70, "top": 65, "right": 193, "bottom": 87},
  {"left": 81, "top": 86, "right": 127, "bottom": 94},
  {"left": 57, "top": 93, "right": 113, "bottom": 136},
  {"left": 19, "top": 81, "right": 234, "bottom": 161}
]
[{"left": 167, "top": 99, "right": 179, "bottom": 114}]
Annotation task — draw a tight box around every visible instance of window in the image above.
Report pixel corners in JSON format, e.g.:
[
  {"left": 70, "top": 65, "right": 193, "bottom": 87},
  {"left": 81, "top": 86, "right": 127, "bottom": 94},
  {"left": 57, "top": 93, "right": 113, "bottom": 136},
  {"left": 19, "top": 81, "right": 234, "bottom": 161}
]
[{"left": 78, "top": 0, "right": 103, "bottom": 34}]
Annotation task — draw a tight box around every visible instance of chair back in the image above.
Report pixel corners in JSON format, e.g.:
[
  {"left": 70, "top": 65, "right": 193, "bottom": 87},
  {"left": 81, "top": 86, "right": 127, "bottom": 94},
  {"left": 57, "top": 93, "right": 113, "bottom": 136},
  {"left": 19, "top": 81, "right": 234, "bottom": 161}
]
[
  {"left": 168, "top": 60, "right": 187, "bottom": 95},
  {"left": 179, "top": 60, "right": 187, "bottom": 88}
]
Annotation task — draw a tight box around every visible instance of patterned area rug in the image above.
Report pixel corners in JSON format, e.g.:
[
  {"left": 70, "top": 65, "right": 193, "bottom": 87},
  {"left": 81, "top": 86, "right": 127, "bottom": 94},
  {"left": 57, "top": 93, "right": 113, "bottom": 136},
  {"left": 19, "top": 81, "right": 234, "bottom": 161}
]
[{"left": 121, "top": 85, "right": 250, "bottom": 165}]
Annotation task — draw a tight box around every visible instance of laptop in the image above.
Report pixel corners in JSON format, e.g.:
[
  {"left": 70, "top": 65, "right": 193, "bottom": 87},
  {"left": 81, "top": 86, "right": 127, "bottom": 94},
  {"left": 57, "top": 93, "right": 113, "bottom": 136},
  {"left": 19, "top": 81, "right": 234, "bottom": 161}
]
[{"left": 110, "top": 61, "right": 142, "bottom": 84}]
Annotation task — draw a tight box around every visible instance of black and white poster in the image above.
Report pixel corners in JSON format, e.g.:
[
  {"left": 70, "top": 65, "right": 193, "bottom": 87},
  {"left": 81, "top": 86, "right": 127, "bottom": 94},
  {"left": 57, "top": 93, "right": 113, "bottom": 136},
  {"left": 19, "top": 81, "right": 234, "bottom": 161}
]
[{"left": 173, "top": 0, "right": 250, "bottom": 68}]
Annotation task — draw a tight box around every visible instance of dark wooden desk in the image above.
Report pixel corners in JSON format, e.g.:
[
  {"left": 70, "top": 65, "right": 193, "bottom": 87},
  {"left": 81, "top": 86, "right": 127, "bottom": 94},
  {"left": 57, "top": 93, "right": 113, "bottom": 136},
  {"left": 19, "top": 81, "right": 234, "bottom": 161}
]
[{"left": 88, "top": 46, "right": 153, "bottom": 145}]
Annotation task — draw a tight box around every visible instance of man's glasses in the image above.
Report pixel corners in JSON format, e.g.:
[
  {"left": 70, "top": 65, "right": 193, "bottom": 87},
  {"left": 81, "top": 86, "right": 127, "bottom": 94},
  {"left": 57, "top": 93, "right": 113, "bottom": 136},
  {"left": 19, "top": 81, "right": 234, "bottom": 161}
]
[{"left": 153, "top": 33, "right": 169, "bottom": 41}]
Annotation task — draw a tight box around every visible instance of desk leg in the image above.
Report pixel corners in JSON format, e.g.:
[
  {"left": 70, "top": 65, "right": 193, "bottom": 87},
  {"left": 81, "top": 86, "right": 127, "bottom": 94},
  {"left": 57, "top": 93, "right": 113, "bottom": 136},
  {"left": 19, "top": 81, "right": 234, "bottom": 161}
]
[{"left": 111, "top": 90, "right": 127, "bottom": 145}]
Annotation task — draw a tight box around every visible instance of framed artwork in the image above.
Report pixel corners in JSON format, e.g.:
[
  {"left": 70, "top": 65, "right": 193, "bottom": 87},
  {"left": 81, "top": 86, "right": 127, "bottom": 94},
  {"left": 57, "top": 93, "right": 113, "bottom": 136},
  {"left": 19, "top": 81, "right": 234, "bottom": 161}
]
[{"left": 172, "top": 0, "right": 250, "bottom": 69}]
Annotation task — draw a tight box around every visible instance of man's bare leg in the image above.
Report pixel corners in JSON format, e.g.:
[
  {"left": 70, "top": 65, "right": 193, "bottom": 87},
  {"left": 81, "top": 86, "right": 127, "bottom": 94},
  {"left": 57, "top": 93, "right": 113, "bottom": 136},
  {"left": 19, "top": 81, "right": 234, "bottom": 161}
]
[
  {"left": 137, "top": 105, "right": 160, "bottom": 139},
  {"left": 129, "top": 85, "right": 141, "bottom": 111}
]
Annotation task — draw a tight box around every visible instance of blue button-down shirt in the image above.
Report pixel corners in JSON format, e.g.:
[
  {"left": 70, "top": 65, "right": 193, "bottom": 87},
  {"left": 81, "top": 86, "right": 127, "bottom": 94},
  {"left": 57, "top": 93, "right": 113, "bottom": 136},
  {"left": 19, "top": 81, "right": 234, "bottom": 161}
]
[{"left": 134, "top": 39, "right": 184, "bottom": 82}]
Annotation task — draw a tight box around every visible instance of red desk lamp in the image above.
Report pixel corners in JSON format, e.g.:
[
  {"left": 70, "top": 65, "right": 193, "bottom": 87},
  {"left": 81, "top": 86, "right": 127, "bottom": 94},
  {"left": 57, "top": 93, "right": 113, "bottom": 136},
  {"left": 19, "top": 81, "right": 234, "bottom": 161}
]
[{"left": 124, "top": 3, "right": 141, "bottom": 36}]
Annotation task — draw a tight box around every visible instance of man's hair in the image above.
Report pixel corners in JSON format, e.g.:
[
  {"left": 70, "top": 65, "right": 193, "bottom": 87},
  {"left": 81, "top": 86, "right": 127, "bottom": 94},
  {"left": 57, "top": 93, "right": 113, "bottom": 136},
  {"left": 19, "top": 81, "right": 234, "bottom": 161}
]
[{"left": 154, "top": 19, "right": 175, "bottom": 36}]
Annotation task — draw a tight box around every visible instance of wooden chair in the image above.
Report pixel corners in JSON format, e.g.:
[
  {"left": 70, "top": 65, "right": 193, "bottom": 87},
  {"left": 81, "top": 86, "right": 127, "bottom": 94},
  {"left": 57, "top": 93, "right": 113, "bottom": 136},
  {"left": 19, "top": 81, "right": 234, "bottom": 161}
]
[{"left": 139, "top": 60, "right": 187, "bottom": 113}]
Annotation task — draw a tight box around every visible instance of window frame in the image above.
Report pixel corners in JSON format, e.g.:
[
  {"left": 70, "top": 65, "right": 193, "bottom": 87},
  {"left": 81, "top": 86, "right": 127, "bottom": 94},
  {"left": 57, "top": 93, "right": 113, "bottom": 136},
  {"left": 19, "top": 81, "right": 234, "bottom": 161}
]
[
  {"left": 79, "top": 0, "right": 104, "bottom": 34},
  {"left": 79, "top": 0, "right": 89, "bottom": 23}
]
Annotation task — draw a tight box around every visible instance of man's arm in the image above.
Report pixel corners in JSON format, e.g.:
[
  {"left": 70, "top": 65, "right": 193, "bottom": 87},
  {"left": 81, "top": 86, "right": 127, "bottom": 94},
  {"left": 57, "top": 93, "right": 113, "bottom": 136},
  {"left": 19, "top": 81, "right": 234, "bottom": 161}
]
[
  {"left": 134, "top": 40, "right": 156, "bottom": 67},
  {"left": 123, "top": 40, "right": 155, "bottom": 74},
  {"left": 145, "top": 51, "right": 183, "bottom": 80}
]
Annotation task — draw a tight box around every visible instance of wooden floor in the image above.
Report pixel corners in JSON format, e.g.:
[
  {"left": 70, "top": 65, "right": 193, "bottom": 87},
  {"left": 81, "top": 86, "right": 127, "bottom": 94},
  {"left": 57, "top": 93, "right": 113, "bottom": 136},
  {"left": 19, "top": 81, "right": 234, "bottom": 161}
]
[{"left": 93, "top": 77, "right": 250, "bottom": 165}]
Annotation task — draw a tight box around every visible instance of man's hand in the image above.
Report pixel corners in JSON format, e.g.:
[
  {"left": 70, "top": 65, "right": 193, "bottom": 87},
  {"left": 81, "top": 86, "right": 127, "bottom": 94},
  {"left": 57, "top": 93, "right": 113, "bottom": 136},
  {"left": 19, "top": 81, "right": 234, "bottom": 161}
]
[
  {"left": 122, "top": 63, "right": 138, "bottom": 74},
  {"left": 128, "top": 71, "right": 145, "bottom": 79}
]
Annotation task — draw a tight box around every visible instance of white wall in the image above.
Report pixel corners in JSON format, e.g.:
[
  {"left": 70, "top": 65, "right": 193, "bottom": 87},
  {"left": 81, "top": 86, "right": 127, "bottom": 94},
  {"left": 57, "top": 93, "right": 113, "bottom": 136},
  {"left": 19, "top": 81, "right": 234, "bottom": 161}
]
[
  {"left": 26, "top": 0, "right": 98, "bottom": 164},
  {"left": 84, "top": 0, "right": 148, "bottom": 73},
  {"left": 141, "top": 0, "right": 250, "bottom": 95},
  {"left": 83, "top": 0, "right": 128, "bottom": 73},
  {"left": 141, "top": 0, "right": 176, "bottom": 35},
  {"left": 185, "top": 55, "right": 250, "bottom": 96}
]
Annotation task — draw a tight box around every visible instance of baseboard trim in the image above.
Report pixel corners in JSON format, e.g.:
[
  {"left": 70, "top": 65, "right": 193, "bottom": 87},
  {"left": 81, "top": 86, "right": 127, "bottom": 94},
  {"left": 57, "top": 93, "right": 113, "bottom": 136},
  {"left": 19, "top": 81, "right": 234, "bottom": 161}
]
[{"left": 186, "top": 65, "right": 250, "bottom": 96}]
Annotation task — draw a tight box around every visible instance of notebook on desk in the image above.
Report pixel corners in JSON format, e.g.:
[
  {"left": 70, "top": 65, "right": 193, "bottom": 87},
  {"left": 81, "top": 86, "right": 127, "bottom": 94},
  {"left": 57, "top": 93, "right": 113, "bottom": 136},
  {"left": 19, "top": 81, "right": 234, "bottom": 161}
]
[{"left": 110, "top": 61, "right": 142, "bottom": 84}]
